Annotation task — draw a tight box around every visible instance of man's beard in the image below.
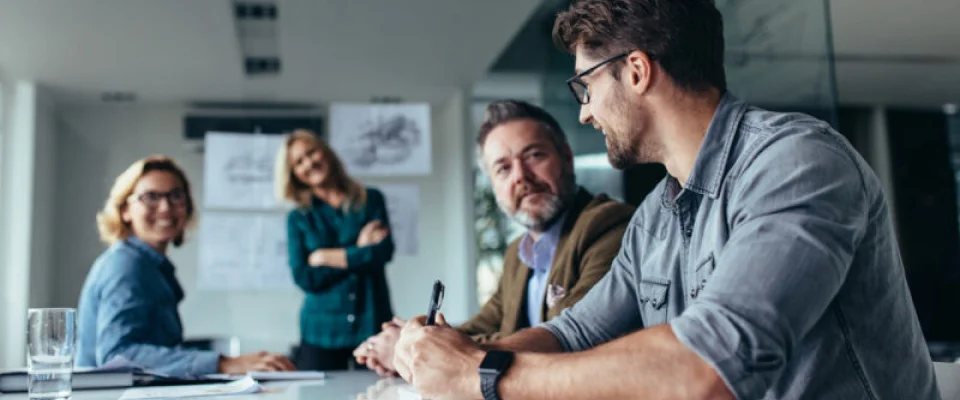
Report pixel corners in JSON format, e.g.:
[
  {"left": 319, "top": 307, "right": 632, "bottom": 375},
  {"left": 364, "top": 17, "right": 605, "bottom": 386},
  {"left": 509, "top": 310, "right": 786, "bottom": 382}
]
[
  {"left": 607, "top": 130, "right": 660, "bottom": 169},
  {"left": 605, "top": 86, "right": 660, "bottom": 169},
  {"left": 498, "top": 171, "right": 577, "bottom": 233}
]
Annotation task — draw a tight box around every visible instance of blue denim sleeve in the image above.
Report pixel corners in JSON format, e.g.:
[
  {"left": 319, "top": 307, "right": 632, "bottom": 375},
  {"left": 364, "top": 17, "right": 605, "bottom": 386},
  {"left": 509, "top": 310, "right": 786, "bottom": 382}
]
[
  {"left": 345, "top": 188, "right": 396, "bottom": 270},
  {"left": 669, "top": 130, "right": 868, "bottom": 398},
  {"left": 541, "top": 221, "right": 644, "bottom": 351},
  {"left": 95, "top": 253, "right": 220, "bottom": 377}
]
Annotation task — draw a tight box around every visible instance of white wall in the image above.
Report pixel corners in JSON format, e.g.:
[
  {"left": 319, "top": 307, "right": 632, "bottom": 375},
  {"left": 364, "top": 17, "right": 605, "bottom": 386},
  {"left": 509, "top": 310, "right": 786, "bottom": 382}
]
[
  {"left": 29, "top": 88, "right": 58, "bottom": 309},
  {"left": 53, "top": 91, "right": 475, "bottom": 354},
  {"left": 0, "top": 81, "right": 60, "bottom": 369},
  {"left": 1, "top": 81, "right": 36, "bottom": 368},
  {"left": 0, "top": 72, "right": 8, "bottom": 367}
]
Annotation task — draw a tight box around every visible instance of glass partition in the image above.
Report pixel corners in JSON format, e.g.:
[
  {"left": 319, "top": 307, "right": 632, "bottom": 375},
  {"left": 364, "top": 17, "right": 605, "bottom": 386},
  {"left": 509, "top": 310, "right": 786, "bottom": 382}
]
[{"left": 472, "top": 0, "right": 839, "bottom": 305}]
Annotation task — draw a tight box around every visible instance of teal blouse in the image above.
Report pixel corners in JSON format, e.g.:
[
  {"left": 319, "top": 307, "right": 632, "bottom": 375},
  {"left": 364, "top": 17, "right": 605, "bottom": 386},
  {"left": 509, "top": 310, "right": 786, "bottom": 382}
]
[{"left": 286, "top": 187, "right": 395, "bottom": 349}]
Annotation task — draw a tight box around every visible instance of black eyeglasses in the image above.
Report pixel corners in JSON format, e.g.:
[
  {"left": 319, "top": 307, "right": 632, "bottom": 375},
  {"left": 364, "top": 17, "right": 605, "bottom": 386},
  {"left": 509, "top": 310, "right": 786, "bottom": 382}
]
[
  {"left": 565, "top": 52, "right": 631, "bottom": 105},
  {"left": 128, "top": 189, "right": 188, "bottom": 209}
]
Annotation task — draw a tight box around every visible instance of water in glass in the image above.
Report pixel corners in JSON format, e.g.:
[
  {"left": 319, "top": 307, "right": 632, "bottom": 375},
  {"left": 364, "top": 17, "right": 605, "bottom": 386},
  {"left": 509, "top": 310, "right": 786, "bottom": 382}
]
[{"left": 27, "top": 309, "right": 76, "bottom": 400}]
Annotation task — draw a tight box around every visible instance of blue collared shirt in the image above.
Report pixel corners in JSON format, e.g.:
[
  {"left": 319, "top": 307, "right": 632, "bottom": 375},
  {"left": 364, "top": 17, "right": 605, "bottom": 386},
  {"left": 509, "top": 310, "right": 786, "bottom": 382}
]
[
  {"left": 518, "top": 212, "right": 567, "bottom": 328},
  {"left": 76, "top": 236, "right": 220, "bottom": 377},
  {"left": 543, "top": 93, "right": 938, "bottom": 399}
]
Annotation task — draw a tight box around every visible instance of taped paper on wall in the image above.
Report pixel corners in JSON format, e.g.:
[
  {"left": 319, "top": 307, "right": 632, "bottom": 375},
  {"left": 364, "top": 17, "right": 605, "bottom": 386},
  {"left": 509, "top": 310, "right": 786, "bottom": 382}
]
[
  {"left": 330, "top": 103, "right": 431, "bottom": 176},
  {"left": 203, "top": 132, "right": 286, "bottom": 210},
  {"left": 197, "top": 212, "right": 293, "bottom": 291}
]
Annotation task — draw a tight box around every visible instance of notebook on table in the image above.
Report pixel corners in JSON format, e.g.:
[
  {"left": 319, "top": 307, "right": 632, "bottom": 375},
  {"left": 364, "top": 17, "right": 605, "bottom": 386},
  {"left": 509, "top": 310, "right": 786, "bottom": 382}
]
[{"left": 0, "top": 367, "right": 135, "bottom": 393}]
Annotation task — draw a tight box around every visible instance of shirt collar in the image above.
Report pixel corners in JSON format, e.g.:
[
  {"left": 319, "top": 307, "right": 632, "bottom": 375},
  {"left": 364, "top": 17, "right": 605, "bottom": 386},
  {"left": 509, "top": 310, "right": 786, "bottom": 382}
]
[
  {"left": 123, "top": 235, "right": 178, "bottom": 278},
  {"left": 662, "top": 92, "right": 747, "bottom": 208},
  {"left": 518, "top": 210, "right": 568, "bottom": 270},
  {"left": 123, "top": 236, "right": 168, "bottom": 263},
  {"left": 122, "top": 235, "right": 184, "bottom": 302}
]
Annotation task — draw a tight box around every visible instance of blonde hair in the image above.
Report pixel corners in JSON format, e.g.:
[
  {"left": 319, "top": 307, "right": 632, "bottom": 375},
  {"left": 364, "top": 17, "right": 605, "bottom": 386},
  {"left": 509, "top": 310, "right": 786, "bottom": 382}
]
[
  {"left": 274, "top": 129, "right": 367, "bottom": 210},
  {"left": 96, "top": 155, "right": 196, "bottom": 247}
]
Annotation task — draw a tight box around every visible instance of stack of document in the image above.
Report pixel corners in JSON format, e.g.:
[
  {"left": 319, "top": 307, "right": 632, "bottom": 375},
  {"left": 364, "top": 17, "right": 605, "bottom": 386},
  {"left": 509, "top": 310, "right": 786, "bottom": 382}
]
[
  {"left": 119, "top": 377, "right": 261, "bottom": 399},
  {"left": 0, "top": 358, "right": 140, "bottom": 392},
  {"left": 118, "top": 372, "right": 326, "bottom": 400}
]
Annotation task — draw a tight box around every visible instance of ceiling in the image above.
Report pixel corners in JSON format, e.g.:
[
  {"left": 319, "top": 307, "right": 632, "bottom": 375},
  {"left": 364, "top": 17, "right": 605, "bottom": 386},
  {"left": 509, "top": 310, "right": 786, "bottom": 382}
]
[
  {"left": 492, "top": 0, "right": 960, "bottom": 110},
  {"left": 831, "top": 0, "right": 960, "bottom": 108},
  {"left": 0, "top": 0, "right": 542, "bottom": 105},
  {"left": 0, "top": 0, "right": 957, "bottom": 109}
]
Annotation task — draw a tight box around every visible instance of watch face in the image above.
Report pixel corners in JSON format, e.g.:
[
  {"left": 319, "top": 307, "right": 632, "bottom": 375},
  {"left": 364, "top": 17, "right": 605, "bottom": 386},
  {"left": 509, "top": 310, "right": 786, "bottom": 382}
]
[{"left": 479, "top": 350, "right": 514, "bottom": 374}]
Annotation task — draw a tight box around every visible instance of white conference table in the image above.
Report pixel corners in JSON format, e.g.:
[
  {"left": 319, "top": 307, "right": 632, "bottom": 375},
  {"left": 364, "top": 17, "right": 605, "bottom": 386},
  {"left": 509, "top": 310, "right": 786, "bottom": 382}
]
[
  {"left": 4, "top": 371, "right": 414, "bottom": 400},
  {"left": 7, "top": 364, "right": 959, "bottom": 399}
]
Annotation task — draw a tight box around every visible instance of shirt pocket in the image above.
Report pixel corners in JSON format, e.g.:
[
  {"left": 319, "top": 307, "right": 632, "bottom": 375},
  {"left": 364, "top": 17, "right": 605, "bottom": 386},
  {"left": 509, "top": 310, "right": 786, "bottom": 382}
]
[
  {"left": 691, "top": 254, "right": 715, "bottom": 300},
  {"left": 639, "top": 277, "right": 671, "bottom": 327}
]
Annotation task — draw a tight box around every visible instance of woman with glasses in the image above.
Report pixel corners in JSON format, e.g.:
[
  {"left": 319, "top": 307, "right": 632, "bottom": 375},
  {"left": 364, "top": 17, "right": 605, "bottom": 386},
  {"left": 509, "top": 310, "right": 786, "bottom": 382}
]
[
  {"left": 75, "top": 155, "right": 296, "bottom": 376},
  {"left": 275, "top": 130, "right": 395, "bottom": 371}
]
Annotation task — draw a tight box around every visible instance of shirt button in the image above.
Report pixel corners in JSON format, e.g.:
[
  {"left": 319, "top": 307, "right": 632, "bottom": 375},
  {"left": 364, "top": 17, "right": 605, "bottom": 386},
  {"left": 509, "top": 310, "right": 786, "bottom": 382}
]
[
  {"left": 684, "top": 228, "right": 692, "bottom": 237},
  {"left": 347, "top": 314, "right": 355, "bottom": 323},
  {"left": 348, "top": 293, "right": 356, "bottom": 301}
]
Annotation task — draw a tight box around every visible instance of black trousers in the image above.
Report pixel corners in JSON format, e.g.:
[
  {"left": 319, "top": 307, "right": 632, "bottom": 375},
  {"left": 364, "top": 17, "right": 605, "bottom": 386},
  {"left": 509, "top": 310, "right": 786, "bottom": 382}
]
[{"left": 295, "top": 342, "right": 364, "bottom": 371}]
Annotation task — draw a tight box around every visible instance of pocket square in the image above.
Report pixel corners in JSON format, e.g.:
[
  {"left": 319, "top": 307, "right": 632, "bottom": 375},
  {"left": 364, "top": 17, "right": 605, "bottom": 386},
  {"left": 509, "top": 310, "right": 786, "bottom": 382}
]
[{"left": 546, "top": 283, "right": 566, "bottom": 309}]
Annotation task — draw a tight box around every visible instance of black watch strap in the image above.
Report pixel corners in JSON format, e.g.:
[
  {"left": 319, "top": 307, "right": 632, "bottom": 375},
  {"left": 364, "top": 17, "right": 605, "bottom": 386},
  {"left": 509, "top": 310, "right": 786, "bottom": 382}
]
[{"left": 480, "top": 371, "right": 501, "bottom": 400}]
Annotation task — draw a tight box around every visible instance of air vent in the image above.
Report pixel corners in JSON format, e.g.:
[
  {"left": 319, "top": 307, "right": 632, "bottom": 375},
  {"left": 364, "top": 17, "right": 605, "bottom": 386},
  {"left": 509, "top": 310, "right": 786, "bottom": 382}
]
[
  {"left": 100, "top": 92, "right": 137, "bottom": 103},
  {"left": 187, "top": 100, "right": 317, "bottom": 111}
]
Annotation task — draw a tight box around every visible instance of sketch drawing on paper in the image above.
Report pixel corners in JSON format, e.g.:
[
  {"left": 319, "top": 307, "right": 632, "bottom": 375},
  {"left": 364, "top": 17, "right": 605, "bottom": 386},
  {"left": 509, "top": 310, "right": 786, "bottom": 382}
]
[
  {"left": 203, "top": 132, "right": 285, "bottom": 210},
  {"left": 330, "top": 103, "right": 431, "bottom": 176},
  {"left": 223, "top": 149, "right": 274, "bottom": 185},
  {"left": 348, "top": 114, "right": 422, "bottom": 168},
  {"left": 197, "top": 212, "right": 292, "bottom": 291}
]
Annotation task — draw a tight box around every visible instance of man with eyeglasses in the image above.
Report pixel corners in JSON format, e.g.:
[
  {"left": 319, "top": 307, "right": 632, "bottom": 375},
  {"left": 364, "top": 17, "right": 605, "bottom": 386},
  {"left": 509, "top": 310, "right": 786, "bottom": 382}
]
[{"left": 391, "top": 1, "right": 938, "bottom": 399}]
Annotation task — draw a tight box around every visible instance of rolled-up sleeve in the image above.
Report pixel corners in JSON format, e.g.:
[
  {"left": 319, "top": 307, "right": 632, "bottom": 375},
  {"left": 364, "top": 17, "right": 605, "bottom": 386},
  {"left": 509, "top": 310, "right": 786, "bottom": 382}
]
[
  {"left": 542, "top": 223, "right": 644, "bottom": 352},
  {"left": 670, "top": 131, "right": 868, "bottom": 398}
]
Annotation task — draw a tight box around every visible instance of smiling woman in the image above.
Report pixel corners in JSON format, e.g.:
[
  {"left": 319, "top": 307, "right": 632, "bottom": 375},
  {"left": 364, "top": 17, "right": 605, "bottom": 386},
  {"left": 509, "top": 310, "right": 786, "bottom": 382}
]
[
  {"left": 75, "top": 155, "right": 295, "bottom": 376},
  {"left": 274, "top": 130, "right": 396, "bottom": 372}
]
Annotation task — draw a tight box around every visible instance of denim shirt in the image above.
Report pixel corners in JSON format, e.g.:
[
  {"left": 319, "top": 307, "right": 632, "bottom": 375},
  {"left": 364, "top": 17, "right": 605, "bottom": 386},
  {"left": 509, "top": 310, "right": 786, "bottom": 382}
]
[
  {"left": 543, "top": 94, "right": 939, "bottom": 399},
  {"left": 76, "top": 237, "right": 219, "bottom": 376},
  {"left": 518, "top": 211, "right": 568, "bottom": 327}
]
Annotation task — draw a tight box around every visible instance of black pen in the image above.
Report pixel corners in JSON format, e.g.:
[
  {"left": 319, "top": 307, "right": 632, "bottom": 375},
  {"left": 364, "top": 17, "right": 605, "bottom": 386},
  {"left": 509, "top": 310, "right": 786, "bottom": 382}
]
[{"left": 425, "top": 280, "right": 445, "bottom": 325}]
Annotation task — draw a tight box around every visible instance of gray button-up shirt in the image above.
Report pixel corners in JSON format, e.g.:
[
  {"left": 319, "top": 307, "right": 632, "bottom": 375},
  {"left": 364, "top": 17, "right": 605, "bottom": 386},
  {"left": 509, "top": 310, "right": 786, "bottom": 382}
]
[{"left": 542, "top": 94, "right": 939, "bottom": 399}]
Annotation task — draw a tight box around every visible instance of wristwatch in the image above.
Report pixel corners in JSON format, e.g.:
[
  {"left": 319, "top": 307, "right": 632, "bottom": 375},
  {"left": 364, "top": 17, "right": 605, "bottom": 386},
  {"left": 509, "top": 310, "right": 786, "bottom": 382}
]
[{"left": 478, "top": 350, "right": 514, "bottom": 400}]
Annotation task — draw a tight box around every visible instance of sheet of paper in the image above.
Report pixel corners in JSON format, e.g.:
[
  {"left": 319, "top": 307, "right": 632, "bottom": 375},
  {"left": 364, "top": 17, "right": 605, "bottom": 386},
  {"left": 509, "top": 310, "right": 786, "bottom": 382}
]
[
  {"left": 204, "top": 132, "right": 286, "bottom": 210},
  {"left": 197, "top": 212, "right": 293, "bottom": 291},
  {"left": 206, "top": 371, "right": 325, "bottom": 381},
  {"left": 247, "top": 371, "right": 324, "bottom": 381},
  {"left": 329, "top": 103, "right": 431, "bottom": 176},
  {"left": 119, "top": 377, "right": 260, "bottom": 399},
  {"left": 377, "top": 184, "right": 420, "bottom": 256},
  {"left": 396, "top": 383, "right": 423, "bottom": 400}
]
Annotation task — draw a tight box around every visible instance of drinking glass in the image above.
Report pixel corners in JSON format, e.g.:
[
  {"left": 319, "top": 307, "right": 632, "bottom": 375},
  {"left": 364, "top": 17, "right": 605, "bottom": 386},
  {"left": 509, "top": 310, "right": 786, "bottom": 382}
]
[{"left": 26, "top": 308, "right": 76, "bottom": 400}]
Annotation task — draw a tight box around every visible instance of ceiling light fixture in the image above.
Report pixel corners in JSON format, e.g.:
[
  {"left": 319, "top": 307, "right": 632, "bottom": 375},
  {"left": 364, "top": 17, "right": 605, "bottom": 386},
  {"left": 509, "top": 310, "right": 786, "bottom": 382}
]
[{"left": 233, "top": 1, "right": 281, "bottom": 77}]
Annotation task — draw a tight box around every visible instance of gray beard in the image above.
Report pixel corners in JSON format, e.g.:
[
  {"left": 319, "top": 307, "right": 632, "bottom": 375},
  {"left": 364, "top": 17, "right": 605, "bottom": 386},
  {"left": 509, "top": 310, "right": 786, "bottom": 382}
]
[{"left": 500, "top": 176, "right": 578, "bottom": 233}]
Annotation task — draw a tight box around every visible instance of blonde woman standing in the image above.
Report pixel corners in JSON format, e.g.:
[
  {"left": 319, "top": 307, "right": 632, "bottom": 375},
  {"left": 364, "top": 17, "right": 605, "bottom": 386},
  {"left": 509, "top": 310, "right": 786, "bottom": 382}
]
[
  {"left": 276, "top": 130, "right": 395, "bottom": 371},
  {"left": 76, "top": 155, "right": 295, "bottom": 376}
]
